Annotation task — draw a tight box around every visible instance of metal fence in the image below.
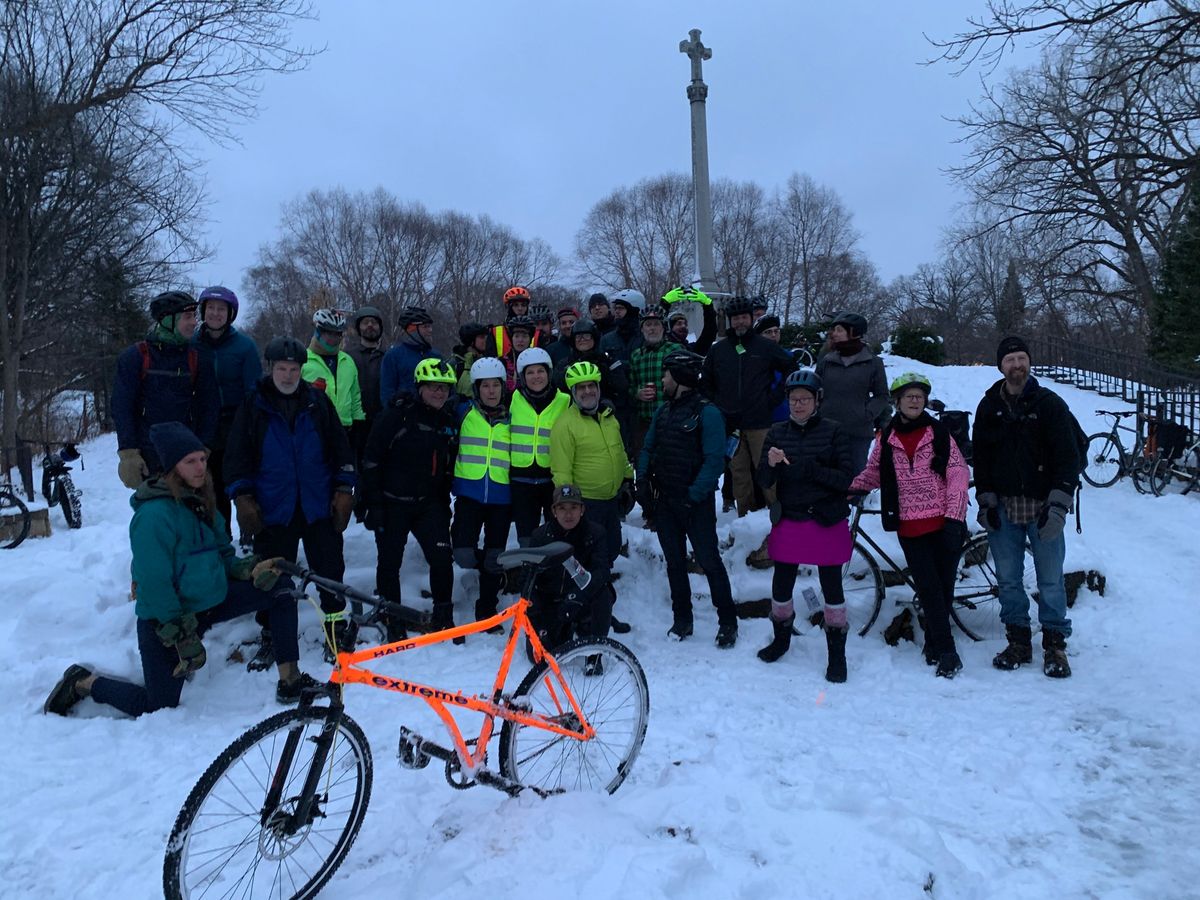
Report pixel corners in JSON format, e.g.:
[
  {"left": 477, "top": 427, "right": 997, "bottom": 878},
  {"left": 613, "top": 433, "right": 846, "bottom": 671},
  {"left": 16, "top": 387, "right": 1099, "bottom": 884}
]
[{"left": 1027, "top": 336, "right": 1200, "bottom": 440}]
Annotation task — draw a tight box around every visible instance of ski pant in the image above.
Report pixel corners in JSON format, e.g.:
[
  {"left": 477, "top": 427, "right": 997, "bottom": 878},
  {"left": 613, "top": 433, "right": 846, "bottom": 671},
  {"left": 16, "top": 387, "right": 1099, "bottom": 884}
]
[
  {"left": 451, "top": 496, "right": 511, "bottom": 619},
  {"left": 90, "top": 579, "right": 299, "bottom": 718},
  {"left": 581, "top": 496, "right": 622, "bottom": 565},
  {"left": 988, "top": 504, "right": 1072, "bottom": 636},
  {"left": 898, "top": 521, "right": 966, "bottom": 658},
  {"left": 730, "top": 428, "right": 773, "bottom": 517},
  {"left": 510, "top": 480, "right": 553, "bottom": 546},
  {"left": 655, "top": 495, "right": 736, "bottom": 628},
  {"left": 374, "top": 499, "right": 453, "bottom": 620},
  {"left": 253, "top": 507, "right": 346, "bottom": 614}
]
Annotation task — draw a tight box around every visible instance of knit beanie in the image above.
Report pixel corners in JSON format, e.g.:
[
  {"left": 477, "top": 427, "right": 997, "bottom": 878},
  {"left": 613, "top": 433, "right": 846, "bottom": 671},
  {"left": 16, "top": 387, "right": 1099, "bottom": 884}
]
[
  {"left": 150, "top": 422, "right": 206, "bottom": 473},
  {"left": 996, "top": 335, "right": 1031, "bottom": 370}
]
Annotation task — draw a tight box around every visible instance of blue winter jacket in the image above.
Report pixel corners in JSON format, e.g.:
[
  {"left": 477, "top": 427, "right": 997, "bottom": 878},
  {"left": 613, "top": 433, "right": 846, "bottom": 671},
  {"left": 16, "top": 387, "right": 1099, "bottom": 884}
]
[
  {"left": 193, "top": 326, "right": 261, "bottom": 415},
  {"left": 224, "top": 379, "right": 356, "bottom": 526},
  {"left": 111, "top": 334, "right": 220, "bottom": 470},
  {"left": 379, "top": 336, "right": 443, "bottom": 407}
]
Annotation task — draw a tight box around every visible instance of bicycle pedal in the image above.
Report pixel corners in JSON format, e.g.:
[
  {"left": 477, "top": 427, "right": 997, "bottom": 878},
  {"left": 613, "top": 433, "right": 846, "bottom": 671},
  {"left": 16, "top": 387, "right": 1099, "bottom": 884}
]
[{"left": 397, "top": 727, "right": 431, "bottom": 770}]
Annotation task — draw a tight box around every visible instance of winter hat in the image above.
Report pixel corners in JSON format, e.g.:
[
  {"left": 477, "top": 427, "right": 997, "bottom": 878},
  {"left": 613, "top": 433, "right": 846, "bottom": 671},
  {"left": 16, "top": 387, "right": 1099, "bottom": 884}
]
[
  {"left": 753, "top": 314, "right": 781, "bottom": 334},
  {"left": 996, "top": 335, "right": 1031, "bottom": 370},
  {"left": 552, "top": 484, "right": 585, "bottom": 507},
  {"left": 587, "top": 293, "right": 610, "bottom": 310},
  {"left": 150, "top": 422, "right": 206, "bottom": 473},
  {"left": 556, "top": 306, "right": 580, "bottom": 321}
]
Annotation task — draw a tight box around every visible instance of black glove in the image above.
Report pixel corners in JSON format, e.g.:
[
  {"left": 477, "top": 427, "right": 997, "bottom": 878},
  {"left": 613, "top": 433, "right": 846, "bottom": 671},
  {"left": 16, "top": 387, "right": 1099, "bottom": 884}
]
[
  {"left": 558, "top": 592, "right": 585, "bottom": 623},
  {"left": 635, "top": 478, "right": 654, "bottom": 510},
  {"left": 155, "top": 613, "right": 206, "bottom": 678},
  {"left": 1037, "top": 489, "right": 1072, "bottom": 542},
  {"left": 975, "top": 491, "right": 1001, "bottom": 532},
  {"left": 617, "top": 479, "right": 636, "bottom": 518}
]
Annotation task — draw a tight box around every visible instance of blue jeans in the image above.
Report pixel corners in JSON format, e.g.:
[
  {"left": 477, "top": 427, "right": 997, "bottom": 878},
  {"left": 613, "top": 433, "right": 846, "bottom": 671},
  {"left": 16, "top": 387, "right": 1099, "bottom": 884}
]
[{"left": 987, "top": 505, "right": 1071, "bottom": 636}]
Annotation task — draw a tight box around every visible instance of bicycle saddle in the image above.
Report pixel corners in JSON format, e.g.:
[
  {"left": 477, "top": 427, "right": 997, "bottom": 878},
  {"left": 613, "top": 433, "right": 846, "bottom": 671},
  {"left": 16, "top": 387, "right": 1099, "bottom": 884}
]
[{"left": 496, "top": 541, "right": 574, "bottom": 571}]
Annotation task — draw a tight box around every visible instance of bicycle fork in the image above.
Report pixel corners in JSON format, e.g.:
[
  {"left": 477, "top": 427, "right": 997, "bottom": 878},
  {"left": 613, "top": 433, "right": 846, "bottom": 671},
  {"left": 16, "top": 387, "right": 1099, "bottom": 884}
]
[{"left": 263, "top": 701, "right": 344, "bottom": 835}]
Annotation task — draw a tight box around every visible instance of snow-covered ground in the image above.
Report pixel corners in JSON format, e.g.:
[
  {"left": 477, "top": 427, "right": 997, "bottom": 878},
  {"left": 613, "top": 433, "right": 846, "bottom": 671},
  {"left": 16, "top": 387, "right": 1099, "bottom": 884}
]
[{"left": 4, "top": 358, "right": 1198, "bottom": 899}]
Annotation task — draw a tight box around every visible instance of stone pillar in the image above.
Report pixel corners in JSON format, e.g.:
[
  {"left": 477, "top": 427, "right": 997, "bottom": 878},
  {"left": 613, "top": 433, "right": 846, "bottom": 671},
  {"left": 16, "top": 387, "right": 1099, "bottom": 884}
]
[{"left": 680, "top": 28, "right": 717, "bottom": 294}]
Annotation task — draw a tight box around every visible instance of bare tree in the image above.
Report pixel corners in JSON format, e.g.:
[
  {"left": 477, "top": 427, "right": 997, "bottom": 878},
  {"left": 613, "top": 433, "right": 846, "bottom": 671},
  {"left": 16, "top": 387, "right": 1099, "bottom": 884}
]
[{"left": 712, "top": 179, "right": 782, "bottom": 298}]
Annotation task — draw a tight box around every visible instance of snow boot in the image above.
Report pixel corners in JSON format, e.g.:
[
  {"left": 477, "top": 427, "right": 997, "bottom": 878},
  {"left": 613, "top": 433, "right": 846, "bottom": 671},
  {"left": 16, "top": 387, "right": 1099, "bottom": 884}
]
[
  {"left": 1042, "top": 630, "right": 1072, "bottom": 678},
  {"left": 824, "top": 627, "right": 848, "bottom": 683},
  {"left": 44, "top": 664, "right": 92, "bottom": 716},
  {"left": 757, "top": 615, "right": 795, "bottom": 663},
  {"left": 667, "top": 618, "right": 694, "bottom": 641},
  {"left": 935, "top": 650, "right": 963, "bottom": 679},
  {"left": 610, "top": 614, "right": 632, "bottom": 634},
  {"left": 715, "top": 621, "right": 738, "bottom": 649},
  {"left": 992, "top": 624, "right": 1034, "bottom": 671},
  {"left": 276, "top": 672, "right": 321, "bottom": 705},
  {"left": 245, "top": 628, "right": 275, "bottom": 672}
]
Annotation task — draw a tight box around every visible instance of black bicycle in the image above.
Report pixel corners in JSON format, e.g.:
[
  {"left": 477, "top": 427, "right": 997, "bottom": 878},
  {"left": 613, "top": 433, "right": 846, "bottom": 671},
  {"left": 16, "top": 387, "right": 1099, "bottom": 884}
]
[
  {"left": 0, "top": 474, "right": 31, "bottom": 549},
  {"left": 41, "top": 442, "right": 82, "bottom": 529},
  {"left": 1083, "top": 410, "right": 1155, "bottom": 491}
]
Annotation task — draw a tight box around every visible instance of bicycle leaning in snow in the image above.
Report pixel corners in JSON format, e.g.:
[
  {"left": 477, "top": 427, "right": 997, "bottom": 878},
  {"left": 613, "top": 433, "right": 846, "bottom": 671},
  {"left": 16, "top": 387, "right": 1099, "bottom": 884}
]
[{"left": 163, "top": 542, "right": 650, "bottom": 900}]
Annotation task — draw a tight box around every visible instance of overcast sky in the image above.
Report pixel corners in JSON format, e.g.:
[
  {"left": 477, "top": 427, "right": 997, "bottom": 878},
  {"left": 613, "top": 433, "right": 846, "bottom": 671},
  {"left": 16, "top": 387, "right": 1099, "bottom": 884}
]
[{"left": 187, "top": 0, "right": 1018, "bottom": 299}]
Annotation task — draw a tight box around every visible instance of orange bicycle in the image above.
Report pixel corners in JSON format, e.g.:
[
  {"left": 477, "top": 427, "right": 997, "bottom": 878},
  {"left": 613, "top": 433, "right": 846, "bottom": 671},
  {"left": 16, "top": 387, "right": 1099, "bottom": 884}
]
[{"left": 163, "top": 542, "right": 650, "bottom": 899}]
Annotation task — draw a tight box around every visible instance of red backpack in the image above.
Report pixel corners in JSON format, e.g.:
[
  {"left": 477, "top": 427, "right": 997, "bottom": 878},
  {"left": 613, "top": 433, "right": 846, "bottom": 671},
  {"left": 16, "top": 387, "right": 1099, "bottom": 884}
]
[{"left": 137, "top": 340, "right": 199, "bottom": 387}]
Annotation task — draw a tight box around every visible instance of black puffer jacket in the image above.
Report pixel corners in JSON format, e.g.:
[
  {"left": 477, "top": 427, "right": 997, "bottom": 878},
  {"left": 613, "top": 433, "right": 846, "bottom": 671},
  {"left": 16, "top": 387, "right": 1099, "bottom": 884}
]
[
  {"left": 702, "top": 331, "right": 797, "bottom": 432},
  {"left": 360, "top": 394, "right": 458, "bottom": 505},
  {"left": 973, "top": 376, "right": 1081, "bottom": 500},
  {"left": 757, "top": 413, "right": 853, "bottom": 525},
  {"left": 528, "top": 516, "right": 612, "bottom": 608}
]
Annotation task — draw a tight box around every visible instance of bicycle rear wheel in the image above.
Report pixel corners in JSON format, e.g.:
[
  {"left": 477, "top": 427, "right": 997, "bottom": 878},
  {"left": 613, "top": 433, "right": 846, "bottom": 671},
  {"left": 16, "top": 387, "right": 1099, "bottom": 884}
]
[
  {"left": 499, "top": 637, "right": 649, "bottom": 795},
  {"left": 1082, "top": 433, "right": 1123, "bottom": 488},
  {"left": 164, "top": 707, "right": 372, "bottom": 900},
  {"left": 840, "top": 541, "right": 885, "bottom": 637},
  {"left": 949, "top": 533, "right": 1037, "bottom": 642},
  {"left": 57, "top": 475, "right": 82, "bottom": 528},
  {"left": 1, "top": 489, "right": 31, "bottom": 549}
]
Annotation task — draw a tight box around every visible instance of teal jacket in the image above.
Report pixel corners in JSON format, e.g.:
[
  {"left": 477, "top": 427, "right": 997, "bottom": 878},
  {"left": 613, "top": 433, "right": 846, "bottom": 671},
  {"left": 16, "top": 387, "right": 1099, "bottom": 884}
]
[{"left": 129, "top": 479, "right": 239, "bottom": 623}]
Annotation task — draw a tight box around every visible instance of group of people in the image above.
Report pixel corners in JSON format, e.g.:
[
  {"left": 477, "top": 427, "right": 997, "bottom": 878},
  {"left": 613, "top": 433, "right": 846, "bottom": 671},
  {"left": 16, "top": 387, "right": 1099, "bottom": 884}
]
[{"left": 44, "top": 284, "right": 1081, "bottom": 721}]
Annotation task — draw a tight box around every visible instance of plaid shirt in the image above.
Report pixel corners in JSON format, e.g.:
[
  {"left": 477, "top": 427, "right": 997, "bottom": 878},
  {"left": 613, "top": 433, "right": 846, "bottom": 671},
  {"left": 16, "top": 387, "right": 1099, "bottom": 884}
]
[{"left": 628, "top": 341, "right": 673, "bottom": 421}]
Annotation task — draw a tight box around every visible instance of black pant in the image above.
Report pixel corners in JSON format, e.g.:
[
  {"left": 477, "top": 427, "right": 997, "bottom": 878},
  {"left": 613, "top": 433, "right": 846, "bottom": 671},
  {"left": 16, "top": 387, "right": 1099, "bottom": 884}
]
[
  {"left": 531, "top": 583, "right": 615, "bottom": 644},
  {"left": 511, "top": 481, "right": 553, "bottom": 546},
  {"left": 89, "top": 579, "right": 299, "bottom": 717},
  {"left": 451, "top": 496, "right": 512, "bottom": 618},
  {"left": 583, "top": 496, "right": 622, "bottom": 564},
  {"left": 772, "top": 563, "right": 845, "bottom": 607},
  {"left": 375, "top": 500, "right": 453, "bottom": 614},
  {"left": 254, "top": 507, "right": 346, "bottom": 614},
  {"left": 899, "top": 523, "right": 964, "bottom": 657},
  {"left": 655, "top": 495, "right": 736, "bottom": 628}
]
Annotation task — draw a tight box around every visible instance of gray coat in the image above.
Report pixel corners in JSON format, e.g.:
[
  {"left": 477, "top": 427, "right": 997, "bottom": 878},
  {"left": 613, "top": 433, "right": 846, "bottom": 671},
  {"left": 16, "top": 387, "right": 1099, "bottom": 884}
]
[{"left": 815, "top": 347, "right": 890, "bottom": 438}]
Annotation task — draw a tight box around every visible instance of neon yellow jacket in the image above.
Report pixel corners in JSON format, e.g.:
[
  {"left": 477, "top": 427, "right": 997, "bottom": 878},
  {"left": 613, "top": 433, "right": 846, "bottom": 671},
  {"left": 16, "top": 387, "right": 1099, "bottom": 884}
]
[
  {"left": 303, "top": 350, "right": 365, "bottom": 428},
  {"left": 549, "top": 402, "right": 632, "bottom": 501}
]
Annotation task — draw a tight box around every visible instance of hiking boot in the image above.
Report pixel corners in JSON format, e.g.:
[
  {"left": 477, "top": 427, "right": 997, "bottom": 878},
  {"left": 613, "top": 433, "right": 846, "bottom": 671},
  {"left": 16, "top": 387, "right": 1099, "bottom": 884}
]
[
  {"left": 824, "top": 627, "right": 848, "bottom": 683},
  {"left": 44, "top": 664, "right": 92, "bottom": 716},
  {"left": 431, "top": 606, "right": 464, "bottom": 645},
  {"left": 667, "top": 619, "right": 694, "bottom": 641},
  {"left": 276, "top": 673, "right": 322, "bottom": 705},
  {"left": 583, "top": 654, "right": 604, "bottom": 677},
  {"left": 746, "top": 538, "right": 773, "bottom": 570},
  {"left": 883, "top": 608, "right": 914, "bottom": 646},
  {"left": 246, "top": 628, "right": 275, "bottom": 672},
  {"left": 992, "top": 624, "right": 1034, "bottom": 671},
  {"left": 715, "top": 622, "right": 738, "bottom": 649},
  {"left": 935, "top": 650, "right": 963, "bottom": 679},
  {"left": 757, "top": 616, "right": 795, "bottom": 663},
  {"left": 1042, "top": 630, "right": 1072, "bottom": 679},
  {"left": 610, "top": 615, "right": 632, "bottom": 634},
  {"left": 383, "top": 616, "right": 408, "bottom": 643}
]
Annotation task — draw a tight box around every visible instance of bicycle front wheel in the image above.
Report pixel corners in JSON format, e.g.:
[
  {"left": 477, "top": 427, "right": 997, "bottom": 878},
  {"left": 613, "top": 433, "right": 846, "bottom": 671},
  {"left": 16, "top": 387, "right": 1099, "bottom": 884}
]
[
  {"left": 1082, "top": 433, "right": 1124, "bottom": 487},
  {"left": 164, "top": 707, "right": 372, "bottom": 900},
  {"left": 500, "top": 637, "right": 649, "bottom": 795},
  {"left": 840, "top": 541, "right": 885, "bottom": 637},
  {"left": 58, "top": 475, "right": 82, "bottom": 528},
  {"left": 949, "top": 533, "right": 1037, "bottom": 642},
  {"left": 1, "top": 489, "right": 31, "bottom": 549}
]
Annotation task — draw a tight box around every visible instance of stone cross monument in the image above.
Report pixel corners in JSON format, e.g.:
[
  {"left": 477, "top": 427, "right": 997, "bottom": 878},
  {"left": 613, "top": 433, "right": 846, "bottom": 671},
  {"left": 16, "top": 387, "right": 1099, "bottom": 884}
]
[{"left": 679, "top": 28, "right": 717, "bottom": 293}]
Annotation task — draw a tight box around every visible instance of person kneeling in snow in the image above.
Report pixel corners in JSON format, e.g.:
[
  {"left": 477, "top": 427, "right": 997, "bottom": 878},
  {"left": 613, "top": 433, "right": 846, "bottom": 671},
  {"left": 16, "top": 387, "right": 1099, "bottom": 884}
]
[
  {"left": 44, "top": 422, "right": 316, "bottom": 718},
  {"left": 525, "top": 484, "right": 614, "bottom": 655}
]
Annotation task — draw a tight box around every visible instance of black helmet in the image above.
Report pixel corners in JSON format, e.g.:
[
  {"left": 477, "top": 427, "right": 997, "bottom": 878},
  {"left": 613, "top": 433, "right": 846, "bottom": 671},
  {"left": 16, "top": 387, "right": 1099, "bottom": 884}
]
[
  {"left": 751, "top": 295, "right": 769, "bottom": 313},
  {"left": 831, "top": 310, "right": 868, "bottom": 337},
  {"left": 458, "top": 321, "right": 488, "bottom": 345},
  {"left": 640, "top": 304, "right": 666, "bottom": 322},
  {"left": 506, "top": 315, "right": 535, "bottom": 337},
  {"left": 353, "top": 306, "right": 383, "bottom": 327},
  {"left": 530, "top": 304, "right": 552, "bottom": 324},
  {"left": 263, "top": 336, "right": 307, "bottom": 365},
  {"left": 724, "top": 295, "right": 756, "bottom": 319},
  {"left": 663, "top": 348, "right": 705, "bottom": 388},
  {"left": 397, "top": 306, "right": 433, "bottom": 329},
  {"left": 571, "top": 318, "right": 599, "bottom": 341},
  {"left": 149, "top": 290, "right": 197, "bottom": 323},
  {"left": 784, "top": 368, "right": 823, "bottom": 400}
]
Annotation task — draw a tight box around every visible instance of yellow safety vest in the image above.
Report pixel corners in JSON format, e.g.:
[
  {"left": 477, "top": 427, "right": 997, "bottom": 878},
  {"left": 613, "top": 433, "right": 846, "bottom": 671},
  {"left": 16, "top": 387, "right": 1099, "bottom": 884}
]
[
  {"left": 509, "top": 390, "right": 570, "bottom": 469},
  {"left": 454, "top": 405, "right": 511, "bottom": 485}
]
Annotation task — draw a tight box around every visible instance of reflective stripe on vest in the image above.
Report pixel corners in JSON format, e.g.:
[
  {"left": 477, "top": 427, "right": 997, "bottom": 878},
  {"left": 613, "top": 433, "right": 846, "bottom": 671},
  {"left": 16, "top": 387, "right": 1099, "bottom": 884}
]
[
  {"left": 454, "top": 406, "right": 512, "bottom": 485},
  {"left": 493, "top": 325, "right": 539, "bottom": 358},
  {"left": 509, "top": 390, "right": 570, "bottom": 468}
]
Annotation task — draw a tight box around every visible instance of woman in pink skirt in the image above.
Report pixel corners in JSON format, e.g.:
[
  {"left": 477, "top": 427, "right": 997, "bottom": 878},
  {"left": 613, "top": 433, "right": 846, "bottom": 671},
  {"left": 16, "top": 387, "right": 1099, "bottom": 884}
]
[{"left": 755, "top": 369, "right": 855, "bottom": 681}]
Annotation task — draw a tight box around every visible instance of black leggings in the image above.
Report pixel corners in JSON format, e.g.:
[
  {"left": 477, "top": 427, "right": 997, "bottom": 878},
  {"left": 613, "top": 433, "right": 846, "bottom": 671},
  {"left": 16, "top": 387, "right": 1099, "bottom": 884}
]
[{"left": 771, "top": 563, "right": 845, "bottom": 607}]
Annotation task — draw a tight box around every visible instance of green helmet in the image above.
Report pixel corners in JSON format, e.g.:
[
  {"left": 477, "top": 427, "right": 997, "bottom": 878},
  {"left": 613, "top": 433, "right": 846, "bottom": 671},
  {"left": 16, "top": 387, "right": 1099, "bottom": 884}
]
[
  {"left": 414, "top": 358, "right": 457, "bottom": 385},
  {"left": 564, "top": 360, "right": 602, "bottom": 388},
  {"left": 890, "top": 372, "right": 932, "bottom": 397}
]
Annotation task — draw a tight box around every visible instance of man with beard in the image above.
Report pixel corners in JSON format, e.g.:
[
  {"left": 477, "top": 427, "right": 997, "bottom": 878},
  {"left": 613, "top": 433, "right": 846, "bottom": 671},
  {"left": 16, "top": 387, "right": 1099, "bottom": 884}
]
[
  {"left": 547, "top": 306, "right": 579, "bottom": 369},
  {"left": 587, "top": 292, "right": 616, "bottom": 338},
  {"left": 346, "top": 306, "right": 386, "bottom": 440}
]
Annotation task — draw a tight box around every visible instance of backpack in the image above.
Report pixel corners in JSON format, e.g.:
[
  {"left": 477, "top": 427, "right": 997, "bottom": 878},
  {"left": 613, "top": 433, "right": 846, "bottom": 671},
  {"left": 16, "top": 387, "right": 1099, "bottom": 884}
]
[
  {"left": 937, "top": 410, "right": 973, "bottom": 465},
  {"left": 137, "top": 340, "right": 199, "bottom": 387}
]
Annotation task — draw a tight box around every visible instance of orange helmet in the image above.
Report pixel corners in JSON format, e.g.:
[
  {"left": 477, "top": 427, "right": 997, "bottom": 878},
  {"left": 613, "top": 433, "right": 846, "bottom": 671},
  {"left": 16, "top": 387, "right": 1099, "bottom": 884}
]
[{"left": 503, "top": 285, "right": 531, "bottom": 305}]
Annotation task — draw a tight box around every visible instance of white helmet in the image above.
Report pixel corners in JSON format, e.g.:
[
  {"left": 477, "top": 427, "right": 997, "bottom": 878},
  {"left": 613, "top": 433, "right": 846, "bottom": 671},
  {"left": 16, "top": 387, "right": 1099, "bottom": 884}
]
[
  {"left": 312, "top": 308, "right": 346, "bottom": 332},
  {"left": 516, "top": 347, "right": 553, "bottom": 377},
  {"left": 610, "top": 289, "right": 645, "bottom": 312},
  {"left": 470, "top": 357, "right": 507, "bottom": 383}
]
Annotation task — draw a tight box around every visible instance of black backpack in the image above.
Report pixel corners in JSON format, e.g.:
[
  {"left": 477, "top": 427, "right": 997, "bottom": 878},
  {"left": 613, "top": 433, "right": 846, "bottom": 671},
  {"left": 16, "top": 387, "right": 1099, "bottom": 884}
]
[{"left": 937, "top": 410, "right": 973, "bottom": 466}]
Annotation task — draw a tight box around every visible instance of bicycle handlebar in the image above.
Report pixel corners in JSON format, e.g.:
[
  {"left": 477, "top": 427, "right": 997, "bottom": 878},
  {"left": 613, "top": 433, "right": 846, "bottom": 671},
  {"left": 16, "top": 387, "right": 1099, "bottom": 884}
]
[{"left": 273, "top": 560, "right": 406, "bottom": 622}]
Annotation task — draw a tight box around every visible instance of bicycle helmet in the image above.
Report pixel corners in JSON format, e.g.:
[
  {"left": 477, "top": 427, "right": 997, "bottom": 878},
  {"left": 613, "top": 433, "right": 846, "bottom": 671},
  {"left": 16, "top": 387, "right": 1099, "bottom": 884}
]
[
  {"left": 470, "top": 357, "right": 508, "bottom": 383},
  {"left": 263, "top": 336, "right": 307, "bottom": 365},
  {"left": 724, "top": 295, "right": 756, "bottom": 319},
  {"left": 663, "top": 348, "right": 705, "bottom": 388},
  {"left": 530, "top": 304, "right": 552, "bottom": 324},
  {"left": 831, "top": 310, "right": 868, "bottom": 337},
  {"left": 516, "top": 347, "right": 553, "bottom": 378},
  {"left": 639, "top": 304, "right": 666, "bottom": 323},
  {"left": 312, "top": 308, "right": 347, "bottom": 333},
  {"left": 353, "top": 306, "right": 383, "bottom": 328},
  {"left": 506, "top": 315, "right": 535, "bottom": 337},
  {"left": 889, "top": 372, "right": 932, "bottom": 397},
  {"left": 458, "top": 321, "right": 488, "bottom": 345},
  {"left": 751, "top": 295, "right": 770, "bottom": 314},
  {"left": 198, "top": 286, "right": 239, "bottom": 323},
  {"left": 784, "top": 367, "right": 823, "bottom": 400},
  {"left": 396, "top": 306, "right": 433, "bottom": 329},
  {"left": 503, "top": 285, "right": 531, "bottom": 305},
  {"left": 564, "top": 360, "right": 602, "bottom": 388},
  {"left": 414, "top": 358, "right": 458, "bottom": 385},
  {"left": 610, "top": 289, "right": 646, "bottom": 313},
  {"left": 571, "top": 318, "right": 599, "bottom": 341},
  {"left": 149, "top": 290, "right": 197, "bottom": 322}
]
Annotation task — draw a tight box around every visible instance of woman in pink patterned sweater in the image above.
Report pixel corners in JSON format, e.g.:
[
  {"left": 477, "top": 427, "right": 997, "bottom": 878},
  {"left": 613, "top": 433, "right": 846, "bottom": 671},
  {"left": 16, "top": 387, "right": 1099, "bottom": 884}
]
[{"left": 850, "top": 373, "right": 970, "bottom": 678}]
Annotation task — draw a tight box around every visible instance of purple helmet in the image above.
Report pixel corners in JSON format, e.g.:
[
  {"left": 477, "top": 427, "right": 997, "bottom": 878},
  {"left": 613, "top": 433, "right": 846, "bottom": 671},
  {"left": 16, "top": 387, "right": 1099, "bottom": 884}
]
[{"left": 199, "top": 285, "right": 239, "bottom": 323}]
